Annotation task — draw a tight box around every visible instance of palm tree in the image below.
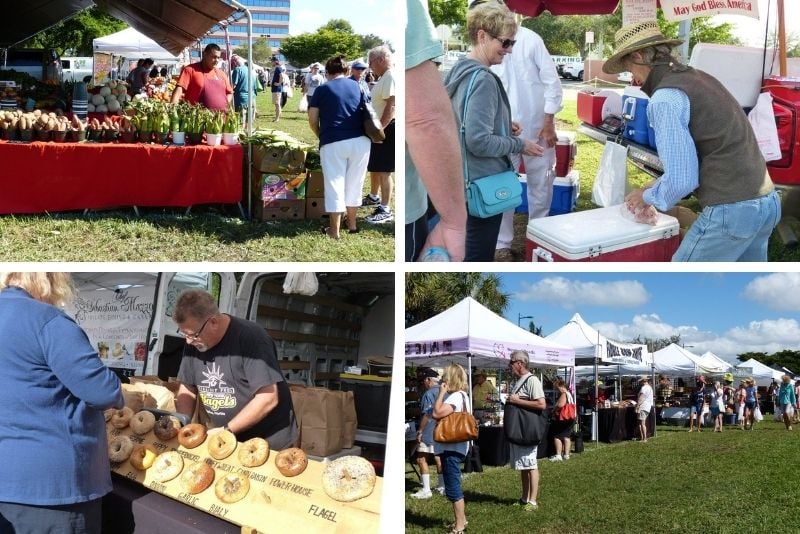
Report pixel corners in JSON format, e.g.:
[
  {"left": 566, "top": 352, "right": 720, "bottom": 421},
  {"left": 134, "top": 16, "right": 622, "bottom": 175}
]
[{"left": 405, "top": 273, "right": 510, "bottom": 326}]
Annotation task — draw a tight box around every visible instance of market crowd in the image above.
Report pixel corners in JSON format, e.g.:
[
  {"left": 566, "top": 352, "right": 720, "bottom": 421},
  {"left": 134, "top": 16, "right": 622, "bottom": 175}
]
[{"left": 405, "top": 0, "right": 780, "bottom": 262}]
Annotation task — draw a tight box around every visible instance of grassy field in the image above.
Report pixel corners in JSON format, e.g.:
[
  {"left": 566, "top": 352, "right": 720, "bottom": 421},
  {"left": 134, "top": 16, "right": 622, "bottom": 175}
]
[
  {"left": 405, "top": 419, "right": 797, "bottom": 533},
  {"left": 505, "top": 88, "right": 800, "bottom": 262},
  {"left": 0, "top": 90, "right": 395, "bottom": 262}
]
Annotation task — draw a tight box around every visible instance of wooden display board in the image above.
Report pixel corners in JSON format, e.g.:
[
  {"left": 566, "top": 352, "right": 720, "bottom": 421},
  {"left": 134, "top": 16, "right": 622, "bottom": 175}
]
[{"left": 107, "top": 423, "right": 382, "bottom": 533}]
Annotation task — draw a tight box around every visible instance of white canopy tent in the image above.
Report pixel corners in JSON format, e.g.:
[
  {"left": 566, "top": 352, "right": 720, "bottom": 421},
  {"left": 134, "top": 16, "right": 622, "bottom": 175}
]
[
  {"left": 546, "top": 313, "right": 652, "bottom": 367},
  {"left": 698, "top": 351, "right": 733, "bottom": 374},
  {"left": 652, "top": 344, "right": 713, "bottom": 376},
  {"left": 736, "top": 358, "right": 784, "bottom": 387},
  {"left": 93, "top": 27, "right": 180, "bottom": 61}
]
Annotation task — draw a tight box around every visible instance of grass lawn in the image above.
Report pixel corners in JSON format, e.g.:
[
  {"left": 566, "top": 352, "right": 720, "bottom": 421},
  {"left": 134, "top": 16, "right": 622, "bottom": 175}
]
[
  {"left": 505, "top": 89, "right": 800, "bottom": 262},
  {"left": 0, "top": 90, "right": 394, "bottom": 262},
  {"left": 405, "top": 419, "right": 797, "bottom": 533}
]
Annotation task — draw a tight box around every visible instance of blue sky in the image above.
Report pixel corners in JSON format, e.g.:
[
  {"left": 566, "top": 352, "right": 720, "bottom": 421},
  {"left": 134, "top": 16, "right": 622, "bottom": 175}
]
[
  {"left": 289, "top": 0, "right": 399, "bottom": 45},
  {"left": 496, "top": 272, "right": 800, "bottom": 364}
]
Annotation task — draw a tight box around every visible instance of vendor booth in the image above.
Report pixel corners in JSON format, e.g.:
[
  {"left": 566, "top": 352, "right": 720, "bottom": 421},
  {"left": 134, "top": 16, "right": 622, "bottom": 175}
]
[
  {"left": 405, "top": 297, "right": 575, "bottom": 467},
  {"left": 547, "top": 313, "right": 653, "bottom": 443}
]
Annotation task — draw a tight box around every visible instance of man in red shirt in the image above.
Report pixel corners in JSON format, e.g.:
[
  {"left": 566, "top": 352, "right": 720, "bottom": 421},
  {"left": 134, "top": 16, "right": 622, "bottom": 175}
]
[{"left": 171, "top": 44, "right": 232, "bottom": 111}]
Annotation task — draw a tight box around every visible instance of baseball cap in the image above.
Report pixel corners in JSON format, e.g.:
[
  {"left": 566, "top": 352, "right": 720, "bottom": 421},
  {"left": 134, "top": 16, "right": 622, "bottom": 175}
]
[
  {"left": 417, "top": 367, "right": 439, "bottom": 379},
  {"left": 352, "top": 60, "right": 368, "bottom": 70}
]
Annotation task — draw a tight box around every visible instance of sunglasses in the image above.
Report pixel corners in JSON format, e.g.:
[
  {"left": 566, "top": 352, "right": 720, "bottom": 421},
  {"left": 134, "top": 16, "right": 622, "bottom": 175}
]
[{"left": 491, "top": 35, "right": 516, "bottom": 49}]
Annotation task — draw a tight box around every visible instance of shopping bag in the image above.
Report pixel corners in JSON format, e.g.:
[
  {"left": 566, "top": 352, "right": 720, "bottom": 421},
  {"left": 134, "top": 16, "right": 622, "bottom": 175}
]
[
  {"left": 753, "top": 404, "right": 763, "bottom": 422},
  {"left": 591, "top": 141, "right": 628, "bottom": 207},
  {"left": 747, "top": 92, "right": 782, "bottom": 162},
  {"left": 297, "top": 94, "right": 308, "bottom": 112}
]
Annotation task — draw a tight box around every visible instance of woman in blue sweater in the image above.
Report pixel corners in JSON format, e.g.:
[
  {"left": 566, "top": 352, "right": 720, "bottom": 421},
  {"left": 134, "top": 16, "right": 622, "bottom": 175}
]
[{"left": 0, "top": 273, "right": 124, "bottom": 534}]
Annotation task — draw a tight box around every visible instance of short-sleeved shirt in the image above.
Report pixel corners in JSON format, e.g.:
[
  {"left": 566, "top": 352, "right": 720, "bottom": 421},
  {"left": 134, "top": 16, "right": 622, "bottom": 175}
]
[
  {"left": 434, "top": 390, "right": 471, "bottom": 456},
  {"left": 309, "top": 76, "right": 365, "bottom": 146},
  {"left": 177, "top": 315, "right": 298, "bottom": 450},
  {"left": 176, "top": 62, "right": 232, "bottom": 111},
  {"left": 305, "top": 72, "right": 324, "bottom": 98},
  {"left": 370, "top": 69, "right": 395, "bottom": 121},
  {"left": 472, "top": 380, "right": 496, "bottom": 409},
  {"left": 271, "top": 65, "right": 285, "bottom": 93},
  {"left": 405, "top": 0, "right": 444, "bottom": 225},
  {"left": 420, "top": 385, "right": 439, "bottom": 445},
  {"left": 638, "top": 383, "right": 654, "bottom": 412},
  {"left": 511, "top": 372, "right": 545, "bottom": 401}
]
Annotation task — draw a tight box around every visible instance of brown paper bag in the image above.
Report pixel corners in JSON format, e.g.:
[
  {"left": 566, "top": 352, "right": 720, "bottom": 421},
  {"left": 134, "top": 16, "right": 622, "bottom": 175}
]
[
  {"left": 334, "top": 390, "right": 357, "bottom": 449},
  {"left": 297, "top": 387, "right": 344, "bottom": 456}
]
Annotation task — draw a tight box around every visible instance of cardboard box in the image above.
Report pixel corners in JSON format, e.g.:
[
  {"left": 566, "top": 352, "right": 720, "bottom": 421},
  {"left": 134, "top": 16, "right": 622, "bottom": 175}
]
[
  {"left": 252, "top": 144, "right": 307, "bottom": 173},
  {"left": 256, "top": 199, "right": 305, "bottom": 220},
  {"left": 306, "top": 169, "right": 324, "bottom": 197},
  {"left": 305, "top": 197, "right": 326, "bottom": 219},
  {"left": 259, "top": 172, "right": 307, "bottom": 202}
]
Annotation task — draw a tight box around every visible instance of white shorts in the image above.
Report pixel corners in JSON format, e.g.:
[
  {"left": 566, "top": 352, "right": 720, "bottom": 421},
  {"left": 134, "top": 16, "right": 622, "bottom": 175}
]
[
  {"left": 320, "top": 136, "right": 371, "bottom": 213},
  {"left": 271, "top": 92, "right": 282, "bottom": 104},
  {"left": 418, "top": 441, "right": 436, "bottom": 454},
  {"left": 509, "top": 442, "right": 538, "bottom": 471}
]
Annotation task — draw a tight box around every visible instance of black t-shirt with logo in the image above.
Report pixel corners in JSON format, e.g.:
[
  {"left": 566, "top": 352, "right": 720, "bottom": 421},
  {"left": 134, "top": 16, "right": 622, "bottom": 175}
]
[{"left": 178, "top": 315, "right": 298, "bottom": 449}]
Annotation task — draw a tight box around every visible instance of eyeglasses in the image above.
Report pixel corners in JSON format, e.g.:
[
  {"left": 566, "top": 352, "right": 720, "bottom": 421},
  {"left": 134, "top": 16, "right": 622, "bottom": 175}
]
[
  {"left": 491, "top": 35, "right": 516, "bottom": 49},
  {"left": 177, "top": 316, "right": 212, "bottom": 341}
]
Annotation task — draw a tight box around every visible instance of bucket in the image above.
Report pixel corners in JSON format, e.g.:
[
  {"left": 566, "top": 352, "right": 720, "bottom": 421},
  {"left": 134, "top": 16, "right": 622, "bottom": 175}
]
[
  {"left": 222, "top": 132, "right": 239, "bottom": 145},
  {"left": 206, "top": 133, "right": 222, "bottom": 146},
  {"left": 171, "top": 131, "right": 185, "bottom": 145}
]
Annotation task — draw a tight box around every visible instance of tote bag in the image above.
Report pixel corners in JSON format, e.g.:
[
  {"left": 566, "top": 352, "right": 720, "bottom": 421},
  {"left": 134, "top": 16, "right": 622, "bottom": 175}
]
[
  {"left": 591, "top": 141, "right": 628, "bottom": 207},
  {"left": 434, "top": 392, "right": 478, "bottom": 444},
  {"left": 503, "top": 376, "right": 547, "bottom": 446}
]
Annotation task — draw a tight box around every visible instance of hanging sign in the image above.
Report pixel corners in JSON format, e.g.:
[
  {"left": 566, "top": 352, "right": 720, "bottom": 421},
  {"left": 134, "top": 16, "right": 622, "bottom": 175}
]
[
  {"left": 660, "top": 0, "right": 760, "bottom": 22},
  {"left": 623, "top": 0, "right": 658, "bottom": 26}
]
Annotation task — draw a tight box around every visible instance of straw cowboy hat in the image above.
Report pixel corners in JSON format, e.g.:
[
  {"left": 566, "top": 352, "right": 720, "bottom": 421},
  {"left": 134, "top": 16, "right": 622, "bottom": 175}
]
[{"left": 602, "top": 20, "right": 683, "bottom": 74}]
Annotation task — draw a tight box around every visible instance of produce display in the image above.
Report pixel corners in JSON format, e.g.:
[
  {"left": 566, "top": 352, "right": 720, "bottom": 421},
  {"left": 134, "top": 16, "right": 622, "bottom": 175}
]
[{"left": 87, "top": 80, "right": 130, "bottom": 113}]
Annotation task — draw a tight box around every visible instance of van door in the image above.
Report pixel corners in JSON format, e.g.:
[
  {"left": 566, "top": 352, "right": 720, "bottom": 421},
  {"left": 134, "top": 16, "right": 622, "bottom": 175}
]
[{"left": 145, "top": 272, "right": 237, "bottom": 377}]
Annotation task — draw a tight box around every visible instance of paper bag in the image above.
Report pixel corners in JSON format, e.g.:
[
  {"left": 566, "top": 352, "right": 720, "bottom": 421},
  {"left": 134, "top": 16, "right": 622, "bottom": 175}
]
[
  {"left": 748, "top": 92, "right": 782, "bottom": 162},
  {"left": 300, "top": 387, "right": 344, "bottom": 456},
  {"left": 335, "top": 390, "right": 357, "bottom": 449},
  {"left": 592, "top": 141, "right": 628, "bottom": 207}
]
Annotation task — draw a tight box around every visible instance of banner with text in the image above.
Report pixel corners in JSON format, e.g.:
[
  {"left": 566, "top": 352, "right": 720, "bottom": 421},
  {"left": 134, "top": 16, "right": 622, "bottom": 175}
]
[
  {"left": 660, "top": 0, "right": 759, "bottom": 22},
  {"left": 66, "top": 286, "right": 154, "bottom": 377}
]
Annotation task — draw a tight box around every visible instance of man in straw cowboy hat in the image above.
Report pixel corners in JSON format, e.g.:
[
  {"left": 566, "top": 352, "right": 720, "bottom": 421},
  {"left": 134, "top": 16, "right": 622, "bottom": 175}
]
[{"left": 603, "top": 20, "right": 780, "bottom": 262}]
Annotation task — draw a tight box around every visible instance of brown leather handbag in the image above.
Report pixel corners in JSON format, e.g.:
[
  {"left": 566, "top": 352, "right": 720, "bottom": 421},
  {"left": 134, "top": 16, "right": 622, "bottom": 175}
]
[{"left": 434, "top": 392, "right": 478, "bottom": 443}]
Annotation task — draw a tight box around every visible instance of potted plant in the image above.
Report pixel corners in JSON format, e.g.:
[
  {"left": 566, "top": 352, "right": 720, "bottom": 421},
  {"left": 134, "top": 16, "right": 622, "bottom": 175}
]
[
  {"left": 154, "top": 103, "right": 170, "bottom": 145},
  {"left": 119, "top": 116, "right": 136, "bottom": 144},
  {"left": 204, "top": 109, "right": 224, "bottom": 146},
  {"left": 170, "top": 103, "right": 186, "bottom": 145},
  {"left": 185, "top": 104, "right": 204, "bottom": 145},
  {"left": 222, "top": 105, "right": 240, "bottom": 145}
]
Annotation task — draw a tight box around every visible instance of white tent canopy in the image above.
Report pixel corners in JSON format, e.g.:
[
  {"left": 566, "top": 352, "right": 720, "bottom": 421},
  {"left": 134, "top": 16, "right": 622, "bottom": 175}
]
[
  {"left": 93, "top": 27, "right": 179, "bottom": 61},
  {"left": 652, "top": 343, "right": 716, "bottom": 376},
  {"left": 698, "top": 351, "right": 733, "bottom": 374},
  {"left": 736, "top": 358, "right": 784, "bottom": 387},
  {"left": 405, "top": 297, "right": 575, "bottom": 369},
  {"left": 546, "top": 313, "right": 652, "bottom": 366}
]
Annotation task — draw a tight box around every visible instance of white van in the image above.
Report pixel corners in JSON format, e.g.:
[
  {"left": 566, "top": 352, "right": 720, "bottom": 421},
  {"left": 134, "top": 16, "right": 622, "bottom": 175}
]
[
  {"left": 66, "top": 271, "right": 395, "bottom": 445},
  {"left": 61, "top": 56, "right": 93, "bottom": 82}
]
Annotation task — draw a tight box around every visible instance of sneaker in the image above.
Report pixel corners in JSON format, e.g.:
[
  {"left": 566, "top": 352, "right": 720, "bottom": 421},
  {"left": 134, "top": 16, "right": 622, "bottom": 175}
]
[
  {"left": 563, "top": 454, "right": 570, "bottom": 460},
  {"left": 366, "top": 206, "right": 394, "bottom": 224},
  {"left": 411, "top": 489, "right": 432, "bottom": 499},
  {"left": 512, "top": 498, "right": 528, "bottom": 506},
  {"left": 494, "top": 248, "right": 514, "bottom": 262},
  {"left": 361, "top": 194, "right": 381, "bottom": 207},
  {"left": 434, "top": 487, "right": 446, "bottom": 495},
  {"left": 549, "top": 455, "right": 563, "bottom": 462},
  {"left": 523, "top": 502, "right": 538, "bottom": 511}
]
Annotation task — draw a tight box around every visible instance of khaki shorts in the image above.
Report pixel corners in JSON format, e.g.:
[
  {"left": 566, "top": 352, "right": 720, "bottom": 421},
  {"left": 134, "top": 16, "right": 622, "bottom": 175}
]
[
  {"left": 271, "top": 92, "right": 282, "bottom": 104},
  {"left": 417, "top": 442, "right": 436, "bottom": 454}
]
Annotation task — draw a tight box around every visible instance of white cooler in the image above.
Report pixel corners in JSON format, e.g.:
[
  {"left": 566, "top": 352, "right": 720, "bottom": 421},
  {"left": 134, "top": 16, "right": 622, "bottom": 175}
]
[{"left": 525, "top": 205, "right": 680, "bottom": 262}]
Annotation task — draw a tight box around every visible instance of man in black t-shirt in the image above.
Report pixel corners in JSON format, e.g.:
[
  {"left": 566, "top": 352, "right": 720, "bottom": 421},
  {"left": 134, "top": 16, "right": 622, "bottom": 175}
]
[{"left": 173, "top": 289, "right": 298, "bottom": 450}]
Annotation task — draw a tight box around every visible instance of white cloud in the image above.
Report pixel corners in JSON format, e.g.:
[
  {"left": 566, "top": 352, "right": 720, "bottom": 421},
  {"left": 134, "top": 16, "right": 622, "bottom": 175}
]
[
  {"left": 587, "top": 315, "right": 800, "bottom": 364},
  {"left": 517, "top": 277, "right": 650, "bottom": 309},
  {"left": 741, "top": 273, "right": 800, "bottom": 311},
  {"left": 290, "top": 9, "right": 325, "bottom": 35}
]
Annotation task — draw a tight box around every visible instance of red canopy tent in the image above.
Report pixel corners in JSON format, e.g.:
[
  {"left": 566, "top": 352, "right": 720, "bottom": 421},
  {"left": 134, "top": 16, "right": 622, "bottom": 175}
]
[{"left": 505, "top": 0, "right": 620, "bottom": 17}]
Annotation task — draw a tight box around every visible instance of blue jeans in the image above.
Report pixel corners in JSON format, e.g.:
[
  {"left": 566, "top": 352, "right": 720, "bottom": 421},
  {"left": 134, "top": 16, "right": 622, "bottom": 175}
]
[
  {"left": 673, "top": 190, "right": 780, "bottom": 261},
  {"left": 440, "top": 450, "right": 466, "bottom": 503},
  {"left": 465, "top": 212, "right": 502, "bottom": 261}
]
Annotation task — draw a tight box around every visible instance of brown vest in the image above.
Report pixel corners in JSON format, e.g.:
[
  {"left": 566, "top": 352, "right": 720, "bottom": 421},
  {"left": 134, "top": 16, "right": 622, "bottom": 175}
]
[{"left": 641, "top": 64, "right": 773, "bottom": 208}]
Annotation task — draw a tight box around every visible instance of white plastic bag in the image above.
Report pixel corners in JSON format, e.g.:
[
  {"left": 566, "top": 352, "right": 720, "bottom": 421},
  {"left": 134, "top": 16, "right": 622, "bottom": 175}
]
[
  {"left": 297, "top": 94, "right": 308, "bottom": 112},
  {"left": 592, "top": 141, "right": 628, "bottom": 207},
  {"left": 748, "top": 92, "right": 782, "bottom": 162},
  {"left": 283, "top": 272, "right": 318, "bottom": 296},
  {"left": 753, "top": 404, "right": 763, "bottom": 422}
]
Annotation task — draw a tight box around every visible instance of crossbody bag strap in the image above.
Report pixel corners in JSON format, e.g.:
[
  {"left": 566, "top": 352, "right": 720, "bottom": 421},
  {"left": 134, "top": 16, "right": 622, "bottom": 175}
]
[{"left": 459, "top": 68, "right": 511, "bottom": 190}]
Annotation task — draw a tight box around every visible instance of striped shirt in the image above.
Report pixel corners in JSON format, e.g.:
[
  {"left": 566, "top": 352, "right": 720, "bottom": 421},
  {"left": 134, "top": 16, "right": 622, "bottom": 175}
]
[{"left": 642, "top": 88, "right": 699, "bottom": 211}]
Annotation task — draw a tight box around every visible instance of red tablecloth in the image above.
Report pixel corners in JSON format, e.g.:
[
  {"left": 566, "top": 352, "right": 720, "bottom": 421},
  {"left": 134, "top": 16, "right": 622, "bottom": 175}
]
[{"left": 0, "top": 141, "right": 243, "bottom": 214}]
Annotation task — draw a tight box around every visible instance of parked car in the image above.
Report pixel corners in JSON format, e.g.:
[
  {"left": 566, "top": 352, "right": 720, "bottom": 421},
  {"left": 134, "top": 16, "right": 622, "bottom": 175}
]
[
  {"left": 561, "top": 59, "right": 585, "bottom": 81},
  {"left": 552, "top": 55, "right": 582, "bottom": 78},
  {"left": 61, "top": 57, "right": 93, "bottom": 82}
]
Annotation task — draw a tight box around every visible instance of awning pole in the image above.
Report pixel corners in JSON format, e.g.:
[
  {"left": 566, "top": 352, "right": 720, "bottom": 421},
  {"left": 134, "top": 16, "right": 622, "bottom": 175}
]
[{"left": 228, "top": 0, "right": 254, "bottom": 219}]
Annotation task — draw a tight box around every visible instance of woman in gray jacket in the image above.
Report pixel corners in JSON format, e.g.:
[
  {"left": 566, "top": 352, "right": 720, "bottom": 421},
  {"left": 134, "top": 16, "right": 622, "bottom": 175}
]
[{"left": 444, "top": 1, "right": 543, "bottom": 261}]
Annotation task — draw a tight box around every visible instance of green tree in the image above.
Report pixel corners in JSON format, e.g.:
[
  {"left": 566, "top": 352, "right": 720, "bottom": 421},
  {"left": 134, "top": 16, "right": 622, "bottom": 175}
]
[
  {"left": 527, "top": 320, "right": 543, "bottom": 337},
  {"left": 360, "top": 34, "right": 385, "bottom": 55},
  {"left": 628, "top": 335, "right": 681, "bottom": 353},
  {"left": 738, "top": 350, "right": 800, "bottom": 374},
  {"left": 405, "top": 273, "right": 509, "bottom": 327},
  {"left": 233, "top": 37, "right": 272, "bottom": 66},
  {"left": 428, "top": 0, "right": 467, "bottom": 28},
  {"left": 279, "top": 29, "right": 362, "bottom": 67},
  {"left": 321, "top": 19, "right": 354, "bottom": 34},
  {"left": 18, "top": 7, "right": 127, "bottom": 56}
]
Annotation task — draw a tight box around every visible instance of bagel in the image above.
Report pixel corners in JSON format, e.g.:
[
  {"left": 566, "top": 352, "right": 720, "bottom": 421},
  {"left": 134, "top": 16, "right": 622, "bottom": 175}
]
[
  {"left": 274, "top": 447, "right": 307, "bottom": 477},
  {"left": 238, "top": 437, "right": 269, "bottom": 468},
  {"left": 180, "top": 460, "right": 215, "bottom": 494},
  {"left": 214, "top": 473, "right": 250, "bottom": 504},
  {"left": 153, "top": 415, "right": 180, "bottom": 442},
  {"left": 110, "top": 407, "right": 134, "bottom": 429},
  {"left": 129, "top": 444, "right": 158, "bottom": 471},
  {"left": 151, "top": 451, "right": 184, "bottom": 483},
  {"left": 321, "top": 455, "right": 376, "bottom": 502},
  {"left": 108, "top": 435, "right": 134, "bottom": 463},
  {"left": 177, "top": 423, "right": 208, "bottom": 449},
  {"left": 130, "top": 410, "right": 156, "bottom": 435},
  {"left": 104, "top": 408, "right": 115, "bottom": 422},
  {"left": 207, "top": 429, "right": 237, "bottom": 460}
]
